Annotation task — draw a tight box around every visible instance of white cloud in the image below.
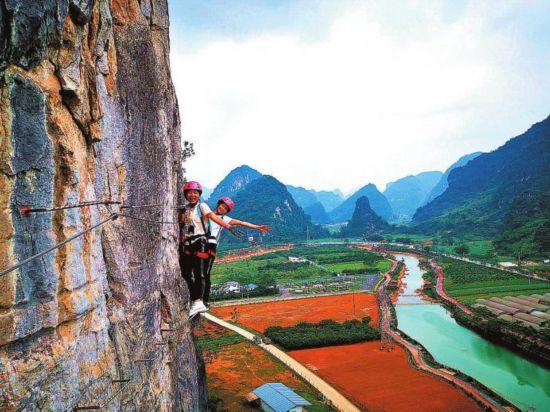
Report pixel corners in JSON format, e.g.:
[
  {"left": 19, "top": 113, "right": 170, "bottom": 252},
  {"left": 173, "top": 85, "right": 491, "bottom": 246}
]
[{"left": 171, "top": 1, "right": 550, "bottom": 193}]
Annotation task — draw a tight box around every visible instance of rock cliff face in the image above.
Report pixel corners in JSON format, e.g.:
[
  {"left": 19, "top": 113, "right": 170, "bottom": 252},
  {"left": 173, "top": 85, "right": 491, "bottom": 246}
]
[{"left": 0, "top": 1, "right": 205, "bottom": 410}]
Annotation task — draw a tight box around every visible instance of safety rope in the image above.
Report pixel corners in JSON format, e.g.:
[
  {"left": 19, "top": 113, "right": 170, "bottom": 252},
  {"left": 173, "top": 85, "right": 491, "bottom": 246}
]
[
  {"left": 3, "top": 199, "right": 262, "bottom": 277},
  {"left": 20, "top": 201, "right": 121, "bottom": 216},
  {"left": 0, "top": 214, "right": 119, "bottom": 278}
]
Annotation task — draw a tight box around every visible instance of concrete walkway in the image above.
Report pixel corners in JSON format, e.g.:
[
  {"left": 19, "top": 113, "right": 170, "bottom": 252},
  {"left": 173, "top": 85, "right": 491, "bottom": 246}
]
[{"left": 202, "top": 312, "right": 360, "bottom": 412}]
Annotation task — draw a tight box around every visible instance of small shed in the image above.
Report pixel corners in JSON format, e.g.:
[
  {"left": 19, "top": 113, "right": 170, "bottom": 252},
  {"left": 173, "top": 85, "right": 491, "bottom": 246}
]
[{"left": 251, "top": 383, "right": 312, "bottom": 412}]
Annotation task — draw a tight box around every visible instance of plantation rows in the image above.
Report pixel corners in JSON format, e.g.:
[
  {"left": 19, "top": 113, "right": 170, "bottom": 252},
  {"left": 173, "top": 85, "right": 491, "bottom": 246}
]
[
  {"left": 440, "top": 258, "right": 525, "bottom": 283},
  {"left": 449, "top": 282, "right": 550, "bottom": 297},
  {"left": 438, "top": 257, "right": 550, "bottom": 304}
]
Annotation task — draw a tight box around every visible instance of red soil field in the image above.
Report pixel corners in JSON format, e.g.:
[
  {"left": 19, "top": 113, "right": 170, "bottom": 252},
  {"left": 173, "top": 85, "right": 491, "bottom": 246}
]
[
  {"left": 211, "top": 293, "right": 379, "bottom": 333},
  {"left": 194, "top": 321, "right": 324, "bottom": 411},
  {"left": 289, "top": 341, "right": 481, "bottom": 412}
]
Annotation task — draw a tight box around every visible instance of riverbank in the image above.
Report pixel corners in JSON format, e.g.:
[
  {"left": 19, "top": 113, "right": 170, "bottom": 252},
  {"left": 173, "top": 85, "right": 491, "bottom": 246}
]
[
  {"left": 391, "top": 253, "right": 550, "bottom": 411},
  {"left": 426, "top": 259, "right": 550, "bottom": 367},
  {"left": 375, "top": 260, "right": 510, "bottom": 411}
]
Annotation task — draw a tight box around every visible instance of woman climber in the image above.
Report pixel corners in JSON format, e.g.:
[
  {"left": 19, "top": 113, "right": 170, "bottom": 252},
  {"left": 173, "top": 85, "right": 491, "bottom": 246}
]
[
  {"left": 179, "top": 182, "right": 270, "bottom": 318},
  {"left": 202, "top": 196, "right": 270, "bottom": 307}
]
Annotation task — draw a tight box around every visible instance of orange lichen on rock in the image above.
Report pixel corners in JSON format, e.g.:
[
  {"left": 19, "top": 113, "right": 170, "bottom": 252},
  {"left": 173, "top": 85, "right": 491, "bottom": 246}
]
[
  {"left": 212, "top": 293, "right": 379, "bottom": 333},
  {"left": 289, "top": 342, "right": 481, "bottom": 412}
]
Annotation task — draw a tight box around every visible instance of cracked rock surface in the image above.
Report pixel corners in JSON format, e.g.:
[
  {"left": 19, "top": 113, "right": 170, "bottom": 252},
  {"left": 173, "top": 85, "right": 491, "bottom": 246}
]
[{"left": 0, "top": 1, "right": 206, "bottom": 410}]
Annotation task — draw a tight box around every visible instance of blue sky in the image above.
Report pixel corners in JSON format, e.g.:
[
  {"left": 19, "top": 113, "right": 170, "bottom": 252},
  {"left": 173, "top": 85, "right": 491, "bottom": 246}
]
[{"left": 169, "top": 1, "right": 550, "bottom": 193}]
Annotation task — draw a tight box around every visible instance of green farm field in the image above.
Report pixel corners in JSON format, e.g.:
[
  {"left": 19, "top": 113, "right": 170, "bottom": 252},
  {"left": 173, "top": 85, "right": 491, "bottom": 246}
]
[
  {"left": 439, "top": 258, "right": 550, "bottom": 304},
  {"left": 211, "top": 245, "right": 391, "bottom": 286}
]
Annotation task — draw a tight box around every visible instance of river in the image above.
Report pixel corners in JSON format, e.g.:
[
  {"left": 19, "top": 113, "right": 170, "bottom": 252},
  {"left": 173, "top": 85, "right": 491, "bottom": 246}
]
[{"left": 393, "top": 254, "right": 550, "bottom": 412}]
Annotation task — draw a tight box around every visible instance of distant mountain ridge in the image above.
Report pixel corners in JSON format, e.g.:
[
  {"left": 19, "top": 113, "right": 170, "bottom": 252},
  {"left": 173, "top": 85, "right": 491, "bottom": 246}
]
[
  {"left": 424, "top": 152, "right": 482, "bottom": 204},
  {"left": 413, "top": 115, "right": 550, "bottom": 254},
  {"left": 329, "top": 183, "right": 393, "bottom": 223},
  {"left": 303, "top": 201, "right": 330, "bottom": 224},
  {"left": 383, "top": 171, "right": 442, "bottom": 223},
  {"left": 286, "top": 185, "right": 319, "bottom": 209},
  {"left": 286, "top": 185, "right": 343, "bottom": 213}
]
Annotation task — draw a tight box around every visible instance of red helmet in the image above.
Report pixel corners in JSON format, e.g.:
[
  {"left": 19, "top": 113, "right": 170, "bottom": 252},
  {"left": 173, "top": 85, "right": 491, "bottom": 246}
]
[
  {"left": 183, "top": 181, "right": 202, "bottom": 194},
  {"left": 218, "top": 196, "right": 235, "bottom": 212}
]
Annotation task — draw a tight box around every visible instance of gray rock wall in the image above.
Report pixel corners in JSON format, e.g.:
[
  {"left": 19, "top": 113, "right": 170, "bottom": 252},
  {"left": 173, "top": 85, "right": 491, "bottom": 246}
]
[{"left": 0, "top": 1, "right": 205, "bottom": 410}]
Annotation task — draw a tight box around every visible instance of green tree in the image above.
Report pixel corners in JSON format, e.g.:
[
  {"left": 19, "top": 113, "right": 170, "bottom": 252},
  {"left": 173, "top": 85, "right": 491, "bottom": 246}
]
[{"left": 454, "top": 244, "right": 470, "bottom": 256}]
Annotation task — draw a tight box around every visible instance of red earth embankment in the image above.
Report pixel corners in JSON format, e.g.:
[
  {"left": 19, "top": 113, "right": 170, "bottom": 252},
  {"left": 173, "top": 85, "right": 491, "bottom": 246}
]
[
  {"left": 211, "top": 293, "right": 379, "bottom": 333},
  {"left": 289, "top": 342, "right": 481, "bottom": 412},
  {"left": 217, "top": 244, "right": 293, "bottom": 263}
]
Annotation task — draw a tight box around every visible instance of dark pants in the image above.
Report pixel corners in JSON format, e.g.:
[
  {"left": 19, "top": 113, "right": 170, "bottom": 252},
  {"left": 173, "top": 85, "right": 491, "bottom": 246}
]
[
  {"left": 203, "top": 244, "right": 218, "bottom": 305},
  {"left": 179, "top": 240, "right": 207, "bottom": 302}
]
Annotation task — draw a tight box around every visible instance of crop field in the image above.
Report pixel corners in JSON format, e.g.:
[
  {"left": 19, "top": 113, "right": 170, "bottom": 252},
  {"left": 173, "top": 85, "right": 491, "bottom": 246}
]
[
  {"left": 432, "top": 240, "right": 495, "bottom": 259},
  {"left": 194, "top": 320, "right": 333, "bottom": 411},
  {"left": 439, "top": 258, "right": 550, "bottom": 304},
  {"left": 211, "top": 244, "right": 391, "bottom": 286},
  {"left": 289, "top": 342, "right": 481, "bottom": 412},
  {"left": 211, "top": 293, "right": 380, "bottom": 333}
]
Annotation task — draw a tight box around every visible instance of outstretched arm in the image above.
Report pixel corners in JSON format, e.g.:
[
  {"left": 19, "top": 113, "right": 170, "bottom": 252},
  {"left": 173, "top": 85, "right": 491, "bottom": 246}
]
[
  {"left": 205, "top": 212, "right": 232, "bottom": 230},
  {"left": 229, "top": 218, "right": 270, "bottom": 233}
]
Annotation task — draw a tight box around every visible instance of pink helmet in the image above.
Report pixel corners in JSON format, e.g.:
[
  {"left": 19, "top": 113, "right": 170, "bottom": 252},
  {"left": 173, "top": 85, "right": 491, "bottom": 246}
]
[
  {"left": 183, "top": 181, "right": 202, "bottom": 194},
  {"left": 218, "top": 196, "right": 235, "bottom": 212}
]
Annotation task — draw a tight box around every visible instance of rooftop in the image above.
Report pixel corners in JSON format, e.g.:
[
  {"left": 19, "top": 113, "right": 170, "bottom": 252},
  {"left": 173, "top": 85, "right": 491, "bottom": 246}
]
[{"left": 252, "top": 383, "right": 312, "bottom": 412}]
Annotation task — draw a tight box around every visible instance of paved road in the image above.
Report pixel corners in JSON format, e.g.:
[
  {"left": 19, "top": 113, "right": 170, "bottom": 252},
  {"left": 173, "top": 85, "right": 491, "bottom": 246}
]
[{"left": 202, "top": 312, "right": 360, "bottom": 412}]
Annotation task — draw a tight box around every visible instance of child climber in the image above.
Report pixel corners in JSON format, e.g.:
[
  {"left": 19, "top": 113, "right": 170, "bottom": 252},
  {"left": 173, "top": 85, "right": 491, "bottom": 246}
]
[
  {"left": 202, "top": 196, "right": 270, "bottom": 307},
  {"left": 179, "top": 181, "right": 233, "bottom": 317}
]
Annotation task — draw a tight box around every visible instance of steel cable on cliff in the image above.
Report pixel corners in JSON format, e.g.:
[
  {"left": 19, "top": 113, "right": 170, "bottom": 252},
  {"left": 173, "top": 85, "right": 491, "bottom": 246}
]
[
  {"left": 3, "top": 200, "right": 261, "bottom": 278},
  {"left": 0, "top": 214, "right": 119, "bottom": 278}
]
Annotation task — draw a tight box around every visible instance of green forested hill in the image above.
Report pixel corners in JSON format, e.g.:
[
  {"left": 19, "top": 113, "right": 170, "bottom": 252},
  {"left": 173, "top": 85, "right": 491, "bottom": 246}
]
[
  {"left": 412, "top": 115, "right": 550, "bottom": 255},
  {"left": 494, "top": 191, "right": 550, "bottom": 256},
  {"left": 340, "top": 196, "right": 388, "bottom": 238},
  {"left": 425, "top": 152, "right": 482, "bottom": 204},
  {"left": 226, "top": 175, "right": 328, "bottom": 243},
  {"left": 208, "top": 164, "right": 261, "bottom": 206}
]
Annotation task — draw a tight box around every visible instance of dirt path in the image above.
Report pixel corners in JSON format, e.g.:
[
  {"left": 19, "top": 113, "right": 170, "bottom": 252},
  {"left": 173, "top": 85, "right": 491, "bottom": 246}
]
[
  {"left": 376, "top": 262, "right": 505, "bottom": 411},
  {"left": 202, "top": 312, "right": 360, "bottom": 412},
  {"left": 429, "top": 259, "right": 473, "bottom": 315}
]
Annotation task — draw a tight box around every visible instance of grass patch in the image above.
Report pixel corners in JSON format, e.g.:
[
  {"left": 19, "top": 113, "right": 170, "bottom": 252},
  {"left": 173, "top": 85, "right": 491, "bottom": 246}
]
[{"left": 196, "top": 332, "right": 245, "bottom": 352}]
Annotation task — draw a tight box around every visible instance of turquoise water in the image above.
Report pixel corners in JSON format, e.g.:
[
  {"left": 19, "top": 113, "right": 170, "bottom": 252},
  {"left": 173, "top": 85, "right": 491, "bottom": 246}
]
[{"left": 394, "top": 254, "right": 550, "bottom": 412}]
